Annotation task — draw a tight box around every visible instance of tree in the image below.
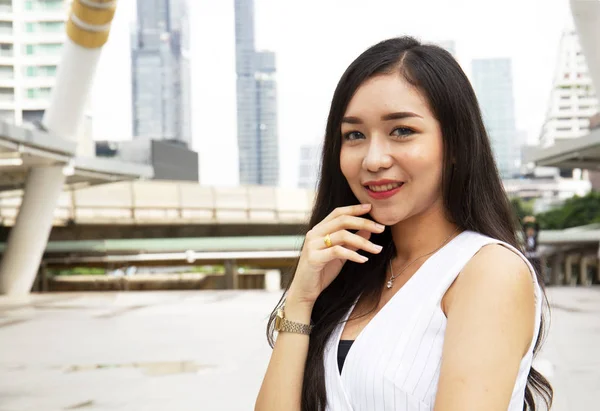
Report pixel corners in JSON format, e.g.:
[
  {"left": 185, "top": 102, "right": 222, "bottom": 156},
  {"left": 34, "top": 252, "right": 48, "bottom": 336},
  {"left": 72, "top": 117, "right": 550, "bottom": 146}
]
[
  {"left": 510, "top": 197, "right": 534, "bottom": 225},
  {"left": 536, "top": 191, "right": 600, "bottom": 229}
]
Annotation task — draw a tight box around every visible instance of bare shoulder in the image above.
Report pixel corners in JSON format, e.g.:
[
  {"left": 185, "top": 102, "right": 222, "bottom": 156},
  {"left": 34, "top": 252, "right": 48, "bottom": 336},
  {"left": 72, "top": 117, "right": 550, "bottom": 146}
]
[
  {"left": 445, "top": 243, "right": 534, "bottom": 307},
  {"left": 463, "top": 243, "right": 534, "bottom": 295},
  {"left": 444, "top": 242, "right": 536, "bottom": 352}
]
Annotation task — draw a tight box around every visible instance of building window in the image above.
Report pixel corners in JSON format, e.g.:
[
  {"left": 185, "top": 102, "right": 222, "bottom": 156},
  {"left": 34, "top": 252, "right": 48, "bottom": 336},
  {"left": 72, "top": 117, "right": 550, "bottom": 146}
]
[
  {"left": 0, "top": 43, "right": 12, "bottom": 56},
  {"left": 24, "top": 22, "right": 64, "bottom": 33},
  {"left": 24, "top": 43, "right": 62, "bottom": 56},
  {"left": 40, "top": 22, "right": 64, "bottom": 32},
  {"left": 43, "top": 65, "right": 57, "bottom": 76},
  {"left": 25, "top": 65, "right": 57, "bottom": 77},
  {"left": 24, "top": 0, "right": 63, "bottom": 11},
  {"left": 0, "top": 21, "right": 12, "bottom": 33},
  {"left": 26, "top": 87, "right": 52, "bottom": 99}
]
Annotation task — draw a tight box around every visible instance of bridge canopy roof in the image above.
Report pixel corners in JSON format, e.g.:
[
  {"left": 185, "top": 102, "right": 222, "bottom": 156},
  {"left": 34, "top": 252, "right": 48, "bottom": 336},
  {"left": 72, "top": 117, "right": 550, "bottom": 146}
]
[
  {"left": 0, "top": 121, "right": 153, "bottom": 194},
  {"left": 525, "top": 127, "right": 600, "bottom": 170}
]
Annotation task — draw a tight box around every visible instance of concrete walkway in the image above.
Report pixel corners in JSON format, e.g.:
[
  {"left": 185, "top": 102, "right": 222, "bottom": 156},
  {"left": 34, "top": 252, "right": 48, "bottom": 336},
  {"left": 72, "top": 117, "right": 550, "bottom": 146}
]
[{"left": 0, "top": 287, "right": 598, "bottom": 410}]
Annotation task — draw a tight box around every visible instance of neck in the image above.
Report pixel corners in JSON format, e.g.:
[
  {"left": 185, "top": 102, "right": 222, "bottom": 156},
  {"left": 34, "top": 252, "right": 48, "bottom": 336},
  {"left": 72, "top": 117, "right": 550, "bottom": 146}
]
[{"left": 390, "top": 202, "right": 459, "bottom": 263}]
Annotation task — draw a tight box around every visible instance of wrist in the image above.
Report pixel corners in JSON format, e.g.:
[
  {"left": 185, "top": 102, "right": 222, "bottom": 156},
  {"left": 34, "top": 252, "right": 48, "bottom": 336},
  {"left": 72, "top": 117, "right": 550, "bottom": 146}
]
[
  {"left": 286, "top": 289, "right": 316, "bottom": 311},
  {"left": 283, "top": 293, "right": 314, "bottom": 325}
]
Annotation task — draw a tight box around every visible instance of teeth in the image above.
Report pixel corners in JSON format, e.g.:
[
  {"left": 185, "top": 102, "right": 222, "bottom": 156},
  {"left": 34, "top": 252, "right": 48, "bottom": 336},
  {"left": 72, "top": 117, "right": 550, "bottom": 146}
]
[{"left": 368, "top": 183, "right": 402, "bottom": 192}]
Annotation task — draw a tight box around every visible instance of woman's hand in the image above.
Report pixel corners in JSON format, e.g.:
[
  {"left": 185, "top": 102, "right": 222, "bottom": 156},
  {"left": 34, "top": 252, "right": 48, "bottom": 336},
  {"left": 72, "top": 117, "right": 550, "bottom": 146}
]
[{"left": 287, "top": 203, "right": 385, "bottom": 306}]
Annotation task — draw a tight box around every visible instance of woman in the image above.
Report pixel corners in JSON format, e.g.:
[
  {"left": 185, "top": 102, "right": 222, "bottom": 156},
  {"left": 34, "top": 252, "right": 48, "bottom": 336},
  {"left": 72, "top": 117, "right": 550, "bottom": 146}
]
[{"left": 255, "top": 36, "right": 553, "bottom": 411}]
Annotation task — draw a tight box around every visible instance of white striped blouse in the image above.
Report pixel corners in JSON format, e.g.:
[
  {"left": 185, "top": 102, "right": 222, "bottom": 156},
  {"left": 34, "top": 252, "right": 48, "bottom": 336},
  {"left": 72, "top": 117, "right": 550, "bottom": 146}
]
[{"left": 323, "top": 230, "right": 542, "bottom": 410}]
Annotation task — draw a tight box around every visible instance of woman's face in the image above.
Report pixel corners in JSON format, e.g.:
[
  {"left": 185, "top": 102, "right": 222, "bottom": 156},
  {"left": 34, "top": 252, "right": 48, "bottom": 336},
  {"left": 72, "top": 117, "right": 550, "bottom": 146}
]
[{"left": 340, "top": 73, "right": 445, "bottom": 226}]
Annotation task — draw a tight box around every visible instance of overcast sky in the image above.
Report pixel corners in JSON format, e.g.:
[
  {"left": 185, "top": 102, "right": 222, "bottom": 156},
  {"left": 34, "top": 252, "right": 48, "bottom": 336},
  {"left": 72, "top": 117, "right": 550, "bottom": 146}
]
[{"left": 91, "top": 0, "right": 571, "bottom": 187}]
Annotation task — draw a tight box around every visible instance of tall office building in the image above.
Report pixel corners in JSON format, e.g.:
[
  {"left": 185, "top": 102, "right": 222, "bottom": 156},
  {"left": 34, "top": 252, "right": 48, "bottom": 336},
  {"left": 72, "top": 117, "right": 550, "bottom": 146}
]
[
  {"left": 540, "top": 29, "right": 599, "bottom": 148},
  {"left": 472, "top": 58, "right": 520, "bottom": 179},
  {"left": 131, "top": 0, "right": 192, "bottom": 147},
  {"left": 255, "top": 51, "right": 279, "bottom": 186},
  {"left": 0, "top": 0, "right": 95, "bottom": 154},
  {"left": 234, "top": 0, "right": 279, "bottom": 186},
  {"left": 298, "top": 143, "right": 322, "bottom": 190},
  {"left": 0, "top": 1, "right": 70, "bottom": 125}
]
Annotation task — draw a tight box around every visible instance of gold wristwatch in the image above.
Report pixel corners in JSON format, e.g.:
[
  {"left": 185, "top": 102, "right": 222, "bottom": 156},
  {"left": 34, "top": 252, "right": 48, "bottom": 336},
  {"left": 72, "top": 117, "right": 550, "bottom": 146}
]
[{"left": 275, "top": 306, "right": 313, "bottom": 335}]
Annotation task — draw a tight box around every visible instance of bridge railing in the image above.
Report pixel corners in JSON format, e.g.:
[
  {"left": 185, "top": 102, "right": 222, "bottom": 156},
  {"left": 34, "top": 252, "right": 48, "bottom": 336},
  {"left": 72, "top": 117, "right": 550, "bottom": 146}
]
[{"left": 0, "top": 181, "right": 316, "bottom": 226}]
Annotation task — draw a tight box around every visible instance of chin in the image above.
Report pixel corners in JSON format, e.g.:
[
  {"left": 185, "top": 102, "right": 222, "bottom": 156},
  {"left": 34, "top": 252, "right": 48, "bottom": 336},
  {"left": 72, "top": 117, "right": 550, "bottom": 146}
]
[{"left": 369, "top": 208, "right": 406, "bottom": 227}]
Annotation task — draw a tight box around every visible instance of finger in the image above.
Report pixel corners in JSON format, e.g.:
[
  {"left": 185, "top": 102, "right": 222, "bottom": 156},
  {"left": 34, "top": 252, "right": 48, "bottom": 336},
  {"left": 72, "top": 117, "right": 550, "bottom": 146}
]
[
  {"left": 345, "top": 229, "right": 372, "bottom": 252},
  {"left": 317, "top": 229, "right": 381, "bottom": 255},
  {"left": 316, "top": 214, "right": 385, "bottom": 239},
  {"left": 313, "top": 245, "right": 369, "bottom": 265},
  {"left": 321, "top": 203, "right": 372, "bottom": 225}
]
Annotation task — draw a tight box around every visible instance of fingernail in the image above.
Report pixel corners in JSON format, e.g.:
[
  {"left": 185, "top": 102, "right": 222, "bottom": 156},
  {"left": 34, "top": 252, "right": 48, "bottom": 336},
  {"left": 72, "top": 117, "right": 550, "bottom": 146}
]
[
  {"left": 375, "top": 223, "right": 385, "bottom": 230},
  {"left": 373, "top": 245, "right": 383, "bottom": 251},
  {"left": 362, "top": 204, "right": 371, "bottom": 209},
  {"left": 360, "top": 255, "right": 369, "bottom": 262}
]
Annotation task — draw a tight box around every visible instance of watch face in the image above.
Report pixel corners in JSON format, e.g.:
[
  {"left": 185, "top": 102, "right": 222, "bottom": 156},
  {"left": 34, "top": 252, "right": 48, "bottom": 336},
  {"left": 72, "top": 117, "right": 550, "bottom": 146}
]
[{"left": 275, "top": 308, "right": 283, "bottom": 331}]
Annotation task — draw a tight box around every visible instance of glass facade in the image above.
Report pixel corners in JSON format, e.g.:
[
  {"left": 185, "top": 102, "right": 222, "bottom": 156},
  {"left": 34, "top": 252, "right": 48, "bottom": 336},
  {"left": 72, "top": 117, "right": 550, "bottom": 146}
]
[
  {"left": 235, "top": 0, "right": 279, "bottom": 186},
  {"left": 131, "top": 0, "right": 191, "bottom": 147},
  {"left": 472, "top": 59, "right": 520, "bottom": 179}
]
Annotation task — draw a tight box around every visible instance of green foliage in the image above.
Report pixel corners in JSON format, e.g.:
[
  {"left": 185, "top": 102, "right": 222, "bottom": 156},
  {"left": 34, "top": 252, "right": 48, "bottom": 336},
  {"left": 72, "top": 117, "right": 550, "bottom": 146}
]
[
  {"left": 191, "top": 265, "right": 225, "bottom": 274},
  {"left": 536, "top": 191, "right": 600, "bottom": 229},
  {"left": 510, "top": 197, "right": 534, "bottom": 224},
  {"left": 48, "top": 267, "right": 105, "bottom": 276}
]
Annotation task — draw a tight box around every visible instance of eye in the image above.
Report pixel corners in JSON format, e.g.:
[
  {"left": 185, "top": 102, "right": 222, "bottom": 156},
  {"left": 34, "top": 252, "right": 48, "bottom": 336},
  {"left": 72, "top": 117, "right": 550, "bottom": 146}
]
[
  {"left": 342, "top": 131, "right": 365, "bottom": 141},
  {"left": 391, "top": 127, "right": 414, "bottom": 138}
]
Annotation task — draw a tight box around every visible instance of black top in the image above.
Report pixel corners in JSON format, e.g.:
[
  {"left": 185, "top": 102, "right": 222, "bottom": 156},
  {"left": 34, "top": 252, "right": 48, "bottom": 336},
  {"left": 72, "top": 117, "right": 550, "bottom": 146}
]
[{"left": 338, "top": 339, "right": 355, "bottom": 373}]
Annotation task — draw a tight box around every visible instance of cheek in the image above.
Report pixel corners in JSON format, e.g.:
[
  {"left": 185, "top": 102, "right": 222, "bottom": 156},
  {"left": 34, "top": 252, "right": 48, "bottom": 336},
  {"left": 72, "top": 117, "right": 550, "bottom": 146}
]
[
  {"left": 403, "top": 142, "right": 444, "bottom": 189},
  {"left": 404, "top": 144, "right": 441, "bottom": 175},
  {"left": 339, "top": 147, "right": 360, "bottom": 179}
]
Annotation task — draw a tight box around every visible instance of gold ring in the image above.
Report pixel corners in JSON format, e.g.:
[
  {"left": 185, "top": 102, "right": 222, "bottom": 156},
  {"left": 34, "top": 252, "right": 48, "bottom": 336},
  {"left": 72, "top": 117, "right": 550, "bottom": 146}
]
[{"left": 324, "top": 234, "right": 333, "bottom": 248}]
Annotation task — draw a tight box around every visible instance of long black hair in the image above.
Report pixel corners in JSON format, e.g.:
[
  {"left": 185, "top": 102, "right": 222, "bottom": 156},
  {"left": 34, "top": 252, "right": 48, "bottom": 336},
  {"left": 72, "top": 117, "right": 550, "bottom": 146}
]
[{"left": 266, "top": 36, "right": 553, "bottom": 411}]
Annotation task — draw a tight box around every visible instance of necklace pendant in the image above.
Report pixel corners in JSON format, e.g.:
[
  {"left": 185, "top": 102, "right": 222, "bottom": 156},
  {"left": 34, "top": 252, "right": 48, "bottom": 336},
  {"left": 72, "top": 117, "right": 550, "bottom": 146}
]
[{"left": 386, "top": 280, "right": 393, "bottom": 289}]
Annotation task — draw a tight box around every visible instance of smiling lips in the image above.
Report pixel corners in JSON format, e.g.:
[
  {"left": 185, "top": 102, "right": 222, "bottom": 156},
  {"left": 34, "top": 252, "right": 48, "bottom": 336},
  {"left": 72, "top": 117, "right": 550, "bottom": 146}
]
[{"left": 363, "top": 181, "right": 404, "bottom": 200}]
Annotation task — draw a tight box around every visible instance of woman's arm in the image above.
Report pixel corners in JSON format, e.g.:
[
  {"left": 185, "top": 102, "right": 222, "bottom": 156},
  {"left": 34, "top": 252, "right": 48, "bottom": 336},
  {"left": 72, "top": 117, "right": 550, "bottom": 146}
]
[
  {"left": 255, "top": 293, "right": 314, "bottom": 411},
  {"left": 434, "top": 244, "right": 536, "bottom": 411}
]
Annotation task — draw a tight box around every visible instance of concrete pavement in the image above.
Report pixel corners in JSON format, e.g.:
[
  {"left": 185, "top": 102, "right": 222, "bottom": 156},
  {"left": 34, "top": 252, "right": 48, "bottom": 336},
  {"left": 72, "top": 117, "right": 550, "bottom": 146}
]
[{"left": 0, "top": 287, "right": 598, "bottom": 410}]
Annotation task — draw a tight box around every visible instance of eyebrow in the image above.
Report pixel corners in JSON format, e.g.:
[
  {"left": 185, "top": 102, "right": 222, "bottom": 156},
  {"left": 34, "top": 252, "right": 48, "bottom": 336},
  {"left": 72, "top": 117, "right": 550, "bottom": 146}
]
[{"left": 341, "top": 111, "right": 423, "bottom": 124}]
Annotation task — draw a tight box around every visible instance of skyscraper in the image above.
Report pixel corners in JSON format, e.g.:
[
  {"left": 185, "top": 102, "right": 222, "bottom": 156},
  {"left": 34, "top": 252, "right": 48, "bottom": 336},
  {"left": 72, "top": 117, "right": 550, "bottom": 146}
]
[
  {"left": 234, "top": 0, "right": 280, "bottom": 186},
  {"left": 131, "top": 0, "right": 191, "bottom": 147},
  {"left": 472, "top": 58, "right": 520, "bottom": 179},
  {"left": 255, "top": 51, "right": 279, "bottom": 186},
  {"left": 540, "top": 29, "right": 599, "bottom": 148}
]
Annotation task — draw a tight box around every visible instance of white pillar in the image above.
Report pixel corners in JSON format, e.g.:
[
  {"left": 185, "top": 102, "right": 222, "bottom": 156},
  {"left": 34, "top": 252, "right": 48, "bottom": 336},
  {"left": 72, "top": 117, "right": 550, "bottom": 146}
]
[
  {"left": 0, "top": 167, "right": 66, "bottom": 295},
  {"left": 264, "top": 269, "right": 282, "bottom": 291},
  {"left": 580, "top": 256, "right": 591, "bottom": 287}
]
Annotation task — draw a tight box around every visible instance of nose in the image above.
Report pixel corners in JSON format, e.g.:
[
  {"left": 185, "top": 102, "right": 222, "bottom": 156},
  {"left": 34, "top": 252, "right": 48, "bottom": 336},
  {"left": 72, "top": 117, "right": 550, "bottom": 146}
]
[{"left": 362, "top": 135, "right": 393, "bottom": 172}]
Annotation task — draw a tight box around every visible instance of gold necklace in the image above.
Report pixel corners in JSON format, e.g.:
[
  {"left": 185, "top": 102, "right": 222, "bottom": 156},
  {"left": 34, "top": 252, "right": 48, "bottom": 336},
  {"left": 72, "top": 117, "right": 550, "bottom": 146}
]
[{"left": 386, "top": 227, "right": 460, "bottom": 289}]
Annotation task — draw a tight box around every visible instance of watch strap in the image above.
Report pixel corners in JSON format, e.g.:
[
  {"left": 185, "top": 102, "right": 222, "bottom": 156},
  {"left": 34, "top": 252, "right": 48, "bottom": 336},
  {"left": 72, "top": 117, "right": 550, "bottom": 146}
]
[
  {"left": 279, "top": 317, "right": 313, "bottom": 335},
  {"left": 275, "top": 308, "right": 313, "bottom": 335}
]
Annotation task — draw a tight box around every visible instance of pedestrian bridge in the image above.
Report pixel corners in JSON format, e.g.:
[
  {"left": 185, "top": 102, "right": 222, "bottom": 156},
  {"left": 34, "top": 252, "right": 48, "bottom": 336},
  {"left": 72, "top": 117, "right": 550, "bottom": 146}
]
[{"left": 0, "top": 180, "right": 316, "bottom": 227}]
